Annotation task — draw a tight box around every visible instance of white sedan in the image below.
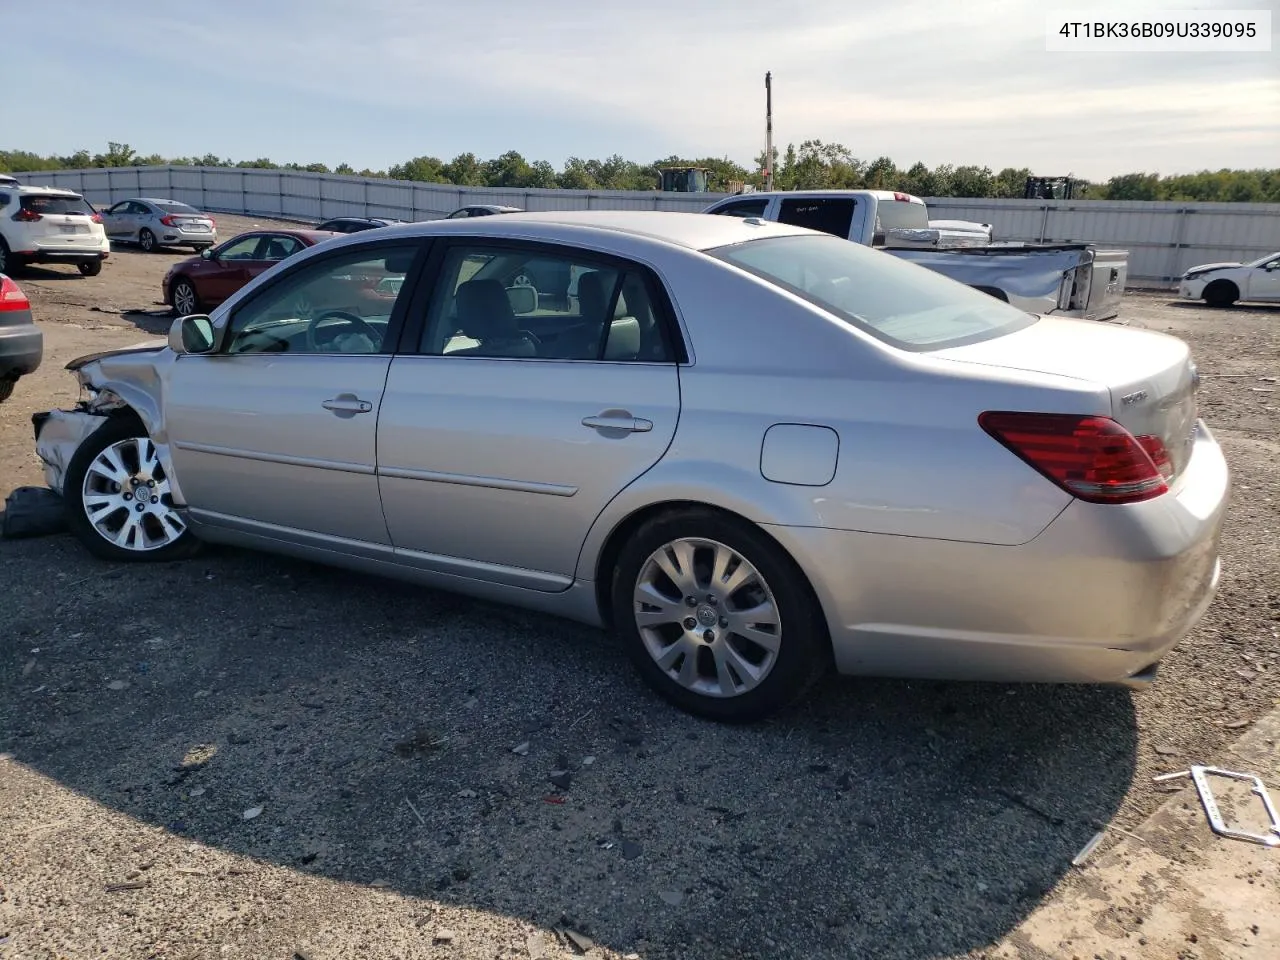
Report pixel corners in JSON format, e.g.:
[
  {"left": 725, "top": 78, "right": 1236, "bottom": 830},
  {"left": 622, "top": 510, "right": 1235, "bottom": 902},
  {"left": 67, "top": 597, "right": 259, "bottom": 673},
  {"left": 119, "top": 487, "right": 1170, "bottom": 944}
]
[{"left": 1178, "top": 252, "right": 1280, "bottom": 307}]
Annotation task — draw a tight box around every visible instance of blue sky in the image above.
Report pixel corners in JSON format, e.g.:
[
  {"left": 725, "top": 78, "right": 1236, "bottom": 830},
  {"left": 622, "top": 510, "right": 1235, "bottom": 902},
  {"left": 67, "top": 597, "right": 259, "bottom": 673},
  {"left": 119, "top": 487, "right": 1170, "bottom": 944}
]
[{"left": 6, "top": 0, "right": 1276, "bottom": 179}]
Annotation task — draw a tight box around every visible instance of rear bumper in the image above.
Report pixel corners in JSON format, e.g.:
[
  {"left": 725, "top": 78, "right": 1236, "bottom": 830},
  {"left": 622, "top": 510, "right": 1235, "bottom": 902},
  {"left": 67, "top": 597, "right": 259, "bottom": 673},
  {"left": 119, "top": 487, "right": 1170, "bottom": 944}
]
[
  {"left": 159, "top": 229, "right": 217, "bottom": 246},
  {"left": 0, "top": 316, "right": 43, "bottom": 377},
  {"left": 21, "top": 248, "right": 109, "bottom": 264},
  {"left": 767, "top": 421, "right": 1229, "bottom": 687}
]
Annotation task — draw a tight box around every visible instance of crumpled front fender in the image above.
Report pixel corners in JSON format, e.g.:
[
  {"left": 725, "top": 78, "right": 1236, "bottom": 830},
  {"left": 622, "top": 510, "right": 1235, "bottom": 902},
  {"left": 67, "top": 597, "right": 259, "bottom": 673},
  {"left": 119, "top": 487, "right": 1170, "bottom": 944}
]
[{"left": 35, "top": 343, "right": 188, "bottom": 505}]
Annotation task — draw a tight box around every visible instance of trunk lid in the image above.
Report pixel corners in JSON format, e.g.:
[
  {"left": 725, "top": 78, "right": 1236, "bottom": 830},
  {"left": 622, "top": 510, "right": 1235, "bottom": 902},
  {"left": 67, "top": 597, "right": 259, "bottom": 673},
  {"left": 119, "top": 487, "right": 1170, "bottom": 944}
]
[{"left": 934, "top": 316, "right": 1200, "bottom": 480}]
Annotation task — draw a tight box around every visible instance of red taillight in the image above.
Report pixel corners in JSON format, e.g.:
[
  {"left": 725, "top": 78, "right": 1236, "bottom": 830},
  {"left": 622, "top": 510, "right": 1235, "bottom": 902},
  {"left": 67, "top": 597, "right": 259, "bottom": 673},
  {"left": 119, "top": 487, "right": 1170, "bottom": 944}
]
[
  {"left": 893, "top": 192, "right": 912, "bottom": 202},
  {"left": 979, "top": 412, "right": 1170, "bottom": 504},
  {"left": 0, "top": 275, "right": 30, "bottom": 312},
  {"left": 160, "top": 214, "right": 177, "bottom": 226},
  {"left": 91, "top": 212, "right": 103, "bottom": 223},
  {"left": 14, "top": 208, "right": 42, "bottom": 222}
]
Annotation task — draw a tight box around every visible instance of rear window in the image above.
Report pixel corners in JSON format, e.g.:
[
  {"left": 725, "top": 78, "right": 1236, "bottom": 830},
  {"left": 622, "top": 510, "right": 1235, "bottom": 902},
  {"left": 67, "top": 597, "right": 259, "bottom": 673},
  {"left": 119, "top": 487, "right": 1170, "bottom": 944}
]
[
  {"left": 156, "top": 201, "right": 200, "bottom": 214},
  {"left": 21, "top": 194, "right": 94, "bottom": 216},
  {"left": 872, "top": 198, "right": 930, "bottom": 245},
  {"left": 710, "top": 233, "right": 1037, "bottom": 352}
]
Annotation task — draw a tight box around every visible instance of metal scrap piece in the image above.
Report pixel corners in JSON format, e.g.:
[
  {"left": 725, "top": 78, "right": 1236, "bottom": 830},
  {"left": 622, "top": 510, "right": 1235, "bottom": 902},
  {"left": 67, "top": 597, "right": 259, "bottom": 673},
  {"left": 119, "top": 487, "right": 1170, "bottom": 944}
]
[{"left": 1159, "top": 765, "right": 1280, "bottom": 847}]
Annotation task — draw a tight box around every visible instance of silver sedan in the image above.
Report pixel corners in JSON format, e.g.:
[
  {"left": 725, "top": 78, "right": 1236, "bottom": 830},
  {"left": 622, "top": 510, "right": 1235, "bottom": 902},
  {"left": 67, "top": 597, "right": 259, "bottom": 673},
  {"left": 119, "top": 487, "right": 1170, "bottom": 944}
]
[
  {"left": 33, "top": 211, "right": 1229, "bottom": 723},
  {"left": 99, "top": 197, "right": 218, "bottom": 252}
]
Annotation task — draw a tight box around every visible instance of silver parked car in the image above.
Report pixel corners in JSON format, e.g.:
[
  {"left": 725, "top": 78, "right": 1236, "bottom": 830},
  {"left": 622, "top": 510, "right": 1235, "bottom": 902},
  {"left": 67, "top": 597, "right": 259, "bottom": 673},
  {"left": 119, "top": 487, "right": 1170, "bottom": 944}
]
[
  {"left": 99, "top": 197, "right": 218, "bottom": 252},
  {"left": 32, "top": 211, "right": 1228, "bottom": 723}
]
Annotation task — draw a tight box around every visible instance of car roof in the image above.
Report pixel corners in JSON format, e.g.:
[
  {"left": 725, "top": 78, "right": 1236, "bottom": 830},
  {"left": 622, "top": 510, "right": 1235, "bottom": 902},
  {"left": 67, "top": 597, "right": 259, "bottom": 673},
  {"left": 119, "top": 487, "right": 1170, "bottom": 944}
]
[
  {"left": 711, "top": 189, "right": 927, "bottom": 205},
  {"left": 131, "top": 197, "right": 199, "bottom": 205},
  {"left": 368, "top": 209, "right": 814, "bottom": 252}
]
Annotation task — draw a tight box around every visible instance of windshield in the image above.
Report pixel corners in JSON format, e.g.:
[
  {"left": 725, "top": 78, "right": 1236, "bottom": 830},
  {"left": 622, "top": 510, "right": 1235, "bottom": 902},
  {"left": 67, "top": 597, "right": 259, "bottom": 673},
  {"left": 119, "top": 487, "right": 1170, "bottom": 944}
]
[
  {"left": 710, "top": 234, "right": 1038, "bottom": 351},
  {"left": 1246, "top": 251, "right": 1280, "bottom": 268},
  {"left": 156, "top": 201, "right": 200, "bottom": 214}
]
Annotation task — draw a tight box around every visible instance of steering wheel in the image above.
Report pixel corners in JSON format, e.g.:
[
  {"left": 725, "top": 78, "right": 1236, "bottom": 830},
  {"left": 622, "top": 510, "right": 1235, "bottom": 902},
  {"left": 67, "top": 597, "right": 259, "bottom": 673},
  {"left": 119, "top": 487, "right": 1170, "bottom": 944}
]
[{"left": 304, "top": 310, "right": 380, "bottom": 352}]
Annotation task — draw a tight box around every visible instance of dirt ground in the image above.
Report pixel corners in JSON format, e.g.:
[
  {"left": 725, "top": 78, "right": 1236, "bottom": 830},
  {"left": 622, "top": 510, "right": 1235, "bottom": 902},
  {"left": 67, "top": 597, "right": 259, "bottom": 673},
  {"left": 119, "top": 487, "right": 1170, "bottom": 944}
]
[{"left": 1, "top": 219, "right": 1277, "bottom": 960}]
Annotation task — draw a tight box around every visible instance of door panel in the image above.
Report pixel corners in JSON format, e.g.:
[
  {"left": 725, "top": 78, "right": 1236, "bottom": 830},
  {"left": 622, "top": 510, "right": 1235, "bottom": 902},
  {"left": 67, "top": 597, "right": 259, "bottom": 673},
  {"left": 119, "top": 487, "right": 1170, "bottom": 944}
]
[
  {"left": 167, "top": 354, "right": 392, "bottom": 543},
  {"left": 377, "top": 357, "right": 679, "bottom": 586},
  {"left": 1247, "top": 262, "right": 1280, "bottom": 301}
]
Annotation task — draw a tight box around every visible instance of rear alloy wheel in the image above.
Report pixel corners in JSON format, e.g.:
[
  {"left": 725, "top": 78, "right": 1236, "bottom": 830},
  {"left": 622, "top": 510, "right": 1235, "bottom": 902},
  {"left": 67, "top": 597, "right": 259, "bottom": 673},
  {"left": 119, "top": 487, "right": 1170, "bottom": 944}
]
[
  {"left": 78, "top": 259, "right": 102, "bottom": 277},
  {"left": 611, "top": 509, "right": 830, "bottom": 723},
  {"left": 63, "top": 417, "right": 200, "bottom": 563},
  {"left": 172, "top": 278, "right": 200, "bottom": 315},
  {"left": 1203, "top": 280, "right": 1239, "bottom": 308},
  {"left": 139, "top": 228, "right": 157, "bottom": 252}
]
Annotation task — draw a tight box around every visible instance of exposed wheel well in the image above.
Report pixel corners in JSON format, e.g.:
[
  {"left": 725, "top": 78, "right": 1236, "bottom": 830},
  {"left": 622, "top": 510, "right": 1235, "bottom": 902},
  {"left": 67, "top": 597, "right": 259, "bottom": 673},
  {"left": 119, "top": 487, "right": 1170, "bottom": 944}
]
[
  {"left": 592, "top": 499, "right": 828, "bottom": 645},
  {"left": 972, "top": 284, "right": 1009, "bottom": 302}
]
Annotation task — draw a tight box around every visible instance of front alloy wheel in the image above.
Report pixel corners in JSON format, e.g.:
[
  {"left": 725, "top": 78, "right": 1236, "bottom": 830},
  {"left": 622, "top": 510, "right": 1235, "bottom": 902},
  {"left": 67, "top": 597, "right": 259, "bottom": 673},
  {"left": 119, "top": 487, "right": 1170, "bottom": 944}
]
[
  {"left": 172, "top": 279, "right": 198, "bottom": 315},
  {"left": 63, "top": 418, "right": 200, "bottom": 562}
]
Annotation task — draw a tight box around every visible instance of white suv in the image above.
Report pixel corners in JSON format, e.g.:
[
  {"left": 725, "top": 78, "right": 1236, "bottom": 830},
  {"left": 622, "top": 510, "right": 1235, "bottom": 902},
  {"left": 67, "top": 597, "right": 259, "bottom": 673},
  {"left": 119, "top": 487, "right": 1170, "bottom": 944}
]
[{"left": 0, "top": 186, "right": 111, "bottom": 276}]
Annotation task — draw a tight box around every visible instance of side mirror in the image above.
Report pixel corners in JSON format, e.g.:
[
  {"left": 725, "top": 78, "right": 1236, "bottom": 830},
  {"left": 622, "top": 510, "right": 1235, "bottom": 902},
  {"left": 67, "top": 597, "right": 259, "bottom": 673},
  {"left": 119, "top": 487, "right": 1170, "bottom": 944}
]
[
  {"left": 1266, "top": 262, "right": 1279, "bottom": 271},
  {"left": 169, "top": 314, "right": 217, "bottom": 355},
  {"left": 505, "top": 284, "right": 538, "bottom": 315},
  {"left": 200, "top": 247, "right": 214, "bottom": 260}
]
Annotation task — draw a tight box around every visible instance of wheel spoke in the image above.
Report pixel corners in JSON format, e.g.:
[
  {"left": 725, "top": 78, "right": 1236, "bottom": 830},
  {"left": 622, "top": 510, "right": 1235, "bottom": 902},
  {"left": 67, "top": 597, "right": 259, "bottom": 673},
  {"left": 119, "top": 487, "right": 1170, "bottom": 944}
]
[
  {"left": 652, "top": 541, "right": 698, "bottom": 595},
  {"left": 91, "top": 445, "right": 130, "bottom": 484},
  {"left": 712, "top": 546, "right": 756, "bottom": 597},
  {"left": 731, "top": 621, "right": 781, "bottom": 654},
  {"left": 634, "top": 582, "right": 684, "bottom": 627},
  {"left": 713, "top": 641, "right": 763, "bottom": 694},
  {"left": 676, "top": 644, "right": 702, "bottom": 688},
  {"left": 112, "top": 514, "right": 142, "bottom": 548},
  {"left": 654, "top": 636, "right": 695, "bottom": 672}
]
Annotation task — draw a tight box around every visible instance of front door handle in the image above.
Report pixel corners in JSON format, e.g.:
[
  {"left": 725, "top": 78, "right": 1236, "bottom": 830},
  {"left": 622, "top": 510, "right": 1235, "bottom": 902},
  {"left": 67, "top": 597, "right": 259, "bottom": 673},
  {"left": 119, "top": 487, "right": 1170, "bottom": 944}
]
[
  {"left": 322, "top": 394, "right": 374, "bottom": 417},
  {"left": 581, "top": 410, "right": 653, "bottom": 434}
]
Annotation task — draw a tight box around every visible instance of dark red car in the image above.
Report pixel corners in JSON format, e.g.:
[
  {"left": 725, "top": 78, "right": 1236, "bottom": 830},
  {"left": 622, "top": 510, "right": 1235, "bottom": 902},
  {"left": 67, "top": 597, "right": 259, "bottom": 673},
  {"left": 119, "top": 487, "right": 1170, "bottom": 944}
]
[{"left": 163, "top": 228, "right": 339, "bottom": 315}]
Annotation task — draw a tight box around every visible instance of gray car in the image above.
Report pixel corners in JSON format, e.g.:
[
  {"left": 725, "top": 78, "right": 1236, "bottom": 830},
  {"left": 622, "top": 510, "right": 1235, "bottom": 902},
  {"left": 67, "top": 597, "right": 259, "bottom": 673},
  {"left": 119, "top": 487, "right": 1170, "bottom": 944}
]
[
  {"left": 32, "top": 211, "right": 1228, "bottom": 723},
  {"left": 100, "top": 197, "right": 218, "bottom": 252}
]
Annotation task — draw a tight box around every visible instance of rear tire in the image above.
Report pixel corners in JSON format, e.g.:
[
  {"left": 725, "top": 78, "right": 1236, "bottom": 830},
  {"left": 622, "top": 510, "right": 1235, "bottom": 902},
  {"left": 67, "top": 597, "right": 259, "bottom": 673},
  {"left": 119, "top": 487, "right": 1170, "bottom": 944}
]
[
  {"left": 1203, "top": 280, "right": 1238, "bottom": 308},
  {"left": 139, "top": 228, "right": 157, "bottom": 253},
  {"left": 78, "top": 260, "right": 102, "bottom": 277},
  {"left": 0, "top": 378, "right": 14, "bottom": 404},
  {"left": 0, "top": 238, "right": 17, "bottom": 274},
  {"left": 63, "top": 417, "right": 202, "bottom": 563},
  {"left": 610, "top": 507, "right": 830, "bottom": 723}
]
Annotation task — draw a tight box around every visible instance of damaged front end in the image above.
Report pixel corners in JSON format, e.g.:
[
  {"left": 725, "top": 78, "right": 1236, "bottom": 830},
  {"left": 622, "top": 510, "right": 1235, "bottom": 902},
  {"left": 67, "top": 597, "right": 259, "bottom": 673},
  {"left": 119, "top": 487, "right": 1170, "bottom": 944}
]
[{"left": 32, "top": 340, "right": 185, "bottom": 503}]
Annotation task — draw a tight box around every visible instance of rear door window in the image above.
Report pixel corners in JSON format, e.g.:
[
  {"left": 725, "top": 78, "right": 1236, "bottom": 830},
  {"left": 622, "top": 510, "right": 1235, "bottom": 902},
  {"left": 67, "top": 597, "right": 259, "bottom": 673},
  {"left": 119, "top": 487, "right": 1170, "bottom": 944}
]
[
  {"left": 777, "top": 198, "right": 856, "bottom": 238},
  {"left": 21, "top": 194, "right": 95, "bottom": 216}
]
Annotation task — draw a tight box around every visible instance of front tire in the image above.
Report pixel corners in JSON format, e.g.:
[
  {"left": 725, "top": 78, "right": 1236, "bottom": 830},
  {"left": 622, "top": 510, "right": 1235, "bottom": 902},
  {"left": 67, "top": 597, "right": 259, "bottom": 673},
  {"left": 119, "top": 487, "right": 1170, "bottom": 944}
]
[
  {"left": 1203, "top": 280, "right": 1239, "bottom": 308},
  {"left": 78, "top": 259, "right": 103, "bottom": 277},
  {"left": 139, "top": 228, "right": 157, "bottom": 252},
  {"left": 0, "top": 378, "right": 14, "bottom": 404},
  {"left": 63, "top": 417, "right": 201, "bottom": 563},
  {"left": 610, "top": 508, "right": 830, "bottom": 723},
  {"left": 171, "top": 277, "right": 200, "bottom": 315}
]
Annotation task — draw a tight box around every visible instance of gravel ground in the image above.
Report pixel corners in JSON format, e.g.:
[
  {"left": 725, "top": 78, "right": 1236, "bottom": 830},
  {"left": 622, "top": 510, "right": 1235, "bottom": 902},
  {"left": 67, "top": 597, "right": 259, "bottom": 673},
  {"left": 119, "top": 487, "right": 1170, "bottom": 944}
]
[{"left": 1, "top": 231, "right": 1277, "bottom": 960}]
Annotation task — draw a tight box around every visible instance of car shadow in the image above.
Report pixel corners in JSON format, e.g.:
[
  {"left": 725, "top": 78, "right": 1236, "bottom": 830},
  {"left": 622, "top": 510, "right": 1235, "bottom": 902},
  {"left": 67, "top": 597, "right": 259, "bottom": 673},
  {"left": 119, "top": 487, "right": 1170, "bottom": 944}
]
[
  {"left": 118, "top": 307, "right": 179, "bottom": 335},
  {"left": 0, "top": 535, "right": 1137, "bottom": 959}
]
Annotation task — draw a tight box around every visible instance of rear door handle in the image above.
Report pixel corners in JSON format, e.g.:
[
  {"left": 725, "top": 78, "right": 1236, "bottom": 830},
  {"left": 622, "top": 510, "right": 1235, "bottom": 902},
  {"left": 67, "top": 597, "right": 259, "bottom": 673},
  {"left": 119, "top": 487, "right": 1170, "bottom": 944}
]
[
  {"left": 581, "top": 410, "right": 653, "bottom": 434},
  {"left": 322, "top": 394, "right": 374, "bottom": 417}
]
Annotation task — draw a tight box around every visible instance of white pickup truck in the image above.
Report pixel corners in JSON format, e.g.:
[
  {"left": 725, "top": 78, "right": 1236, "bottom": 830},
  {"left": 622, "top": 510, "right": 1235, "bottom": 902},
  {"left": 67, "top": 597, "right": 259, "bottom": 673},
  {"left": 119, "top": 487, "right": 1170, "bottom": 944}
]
[{"left": 703, "top": 190, "right": 1129, "bottom": 321}]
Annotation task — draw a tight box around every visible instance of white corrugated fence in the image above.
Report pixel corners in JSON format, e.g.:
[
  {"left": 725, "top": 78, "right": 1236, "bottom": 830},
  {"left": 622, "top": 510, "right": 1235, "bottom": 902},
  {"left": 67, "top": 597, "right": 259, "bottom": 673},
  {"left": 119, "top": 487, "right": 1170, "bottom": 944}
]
[{"left": 11, "top": 166, "right": 1280, "bottom": 289}]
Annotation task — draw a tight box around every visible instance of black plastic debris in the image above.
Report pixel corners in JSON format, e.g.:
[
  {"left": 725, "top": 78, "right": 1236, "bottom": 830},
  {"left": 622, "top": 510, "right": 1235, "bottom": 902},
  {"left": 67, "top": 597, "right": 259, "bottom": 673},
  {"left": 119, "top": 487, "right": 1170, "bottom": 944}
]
[{"left": 1, "top": 486, "right": 67, "bottom": 540}]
